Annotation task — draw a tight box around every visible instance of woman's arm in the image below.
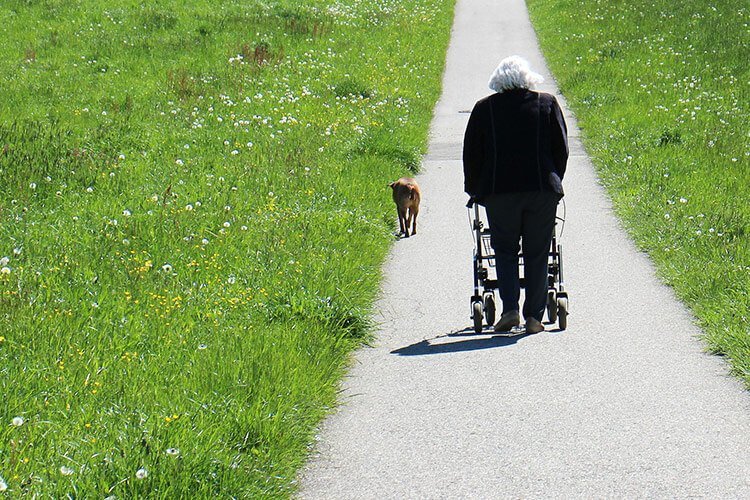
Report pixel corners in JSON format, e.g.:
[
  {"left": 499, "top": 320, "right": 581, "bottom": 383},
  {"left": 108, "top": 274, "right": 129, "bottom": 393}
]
[
  {"left": 550, "top": 97, "right": 569, "bottom": 179},
  {"left": 463, "top": 102, "right": 486, "bottom": 195}
]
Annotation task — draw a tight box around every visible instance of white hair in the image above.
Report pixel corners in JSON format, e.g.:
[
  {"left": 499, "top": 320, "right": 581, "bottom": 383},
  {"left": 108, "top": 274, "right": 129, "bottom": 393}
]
[{"left": 488, "top": 55, "right": 544, "bottom": 93}]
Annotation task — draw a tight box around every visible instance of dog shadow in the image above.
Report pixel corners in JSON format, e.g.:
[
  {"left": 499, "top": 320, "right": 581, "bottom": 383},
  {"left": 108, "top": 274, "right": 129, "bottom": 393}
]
[{"left": 390, "top": 326, "right": 537, "bottom": 356}]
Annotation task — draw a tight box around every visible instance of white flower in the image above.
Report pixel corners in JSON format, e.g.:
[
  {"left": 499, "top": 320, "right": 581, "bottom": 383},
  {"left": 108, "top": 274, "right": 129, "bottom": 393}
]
[
  {"left": 185, "top": 204, "right": 193, "bottom": 211},
  {"left": 227, "top": 276, "right": 236, "bottom": 284},
  {"left": 223, "top": 221, "right": 230, "bottom": 228},
  {"left": 86, "top": 187, "right": 94, "bottom": 193},
  {"left": 175, "top": 159, "right": 184, "bottom": 166},
  {"left": 60, "top": 466, "right": 74, "bottom": 476},
  {"left": 150, "top": 195, "right": 159, "bottom": 202},
  {"left": 0, "top": 257, "right": 9, "bottom": 266},
  {"left": 161, "top": 264, "right": 173, "bottom": 273},
  {"left": 135, "top": 468, "right": 148, "bottom": 479},
  {"left": 0, "top": 478, "right": 7, "bottom": 492},
  {"left": 123, "top": 209, "right": 132, "bottom": 217},
  {"left": 12, "top": 247, "right": 21, "bottom": 256},
  {"left": 92, "top": 302, "right": 99, "bottom": 308},
  {"left": 165, "top": 448, "right": 180, "bottom": 457},
  {"left": 241, "top": 225, "right": 248, "bottom": 231},
  {"left": 122, "top": 238, "right": 130, "bottom": 246},
  {"left": 29, "top": 182, "right": 37, "bottom": 190},
  {"left": 224, "top": 205, "right": 231, "bottom": 211},
  {"left": 195, "top": 201, "right": 202, "bottom": 208},
  {"left": 1, "top": 267, "right": 11, "bottom": 275},
  {"left": 201, "top": 238, "right": 209, "bottom": 245},
  {"left": 679, "top": 197, "right": 688, "bottom": 203},
  {"left": 119, "top": 154, "right": 126, "bottom": 160},
  {"left": 231, "top": 149, "right": 239, "bottom": 155},
  {"left": 198, "top": 343, "right": 207, "bottom": 350},
  {"left": 11, "top": 416, "right": 24, "bottom": 426}
]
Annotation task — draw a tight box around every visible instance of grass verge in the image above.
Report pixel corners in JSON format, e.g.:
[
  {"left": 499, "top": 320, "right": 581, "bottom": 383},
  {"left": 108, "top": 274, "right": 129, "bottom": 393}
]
[
  {"left": 0, "top": 0, "right": 455, "bottom": 496},
  {"left": 527, "top": 0, "right": 749, "bottom": 385}
]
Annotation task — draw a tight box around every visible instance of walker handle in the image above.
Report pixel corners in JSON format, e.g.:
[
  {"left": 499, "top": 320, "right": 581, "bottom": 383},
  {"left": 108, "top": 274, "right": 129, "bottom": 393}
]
[{"left": 466, "top": 197, "right": 476, "bottom": 208}]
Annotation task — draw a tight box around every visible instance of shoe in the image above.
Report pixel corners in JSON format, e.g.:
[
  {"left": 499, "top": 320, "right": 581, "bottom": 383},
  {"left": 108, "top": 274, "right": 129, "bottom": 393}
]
[
  {"left": 494, "top": 311, "right": 520, "bottom": 332},
  {"left": 525, "top": 317, "right": 544, "bottom": 334}
]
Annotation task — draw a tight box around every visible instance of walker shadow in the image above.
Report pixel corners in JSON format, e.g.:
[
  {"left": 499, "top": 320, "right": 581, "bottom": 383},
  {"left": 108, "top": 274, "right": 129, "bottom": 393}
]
[{"left": 390, "top": 327, "right": 535, "bottom": 356}]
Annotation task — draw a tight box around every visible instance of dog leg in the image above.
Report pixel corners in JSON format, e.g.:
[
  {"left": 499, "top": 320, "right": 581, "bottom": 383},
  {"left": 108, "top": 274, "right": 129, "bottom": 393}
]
[
  {"left": 411, "top": 208, "right": 418, "bottom": 235},
  {"left": 405, "top": 210, "right": 414, "bottom": 238},
  {"left": 398, "top": 208, "right": 407, "bottom": 236}
]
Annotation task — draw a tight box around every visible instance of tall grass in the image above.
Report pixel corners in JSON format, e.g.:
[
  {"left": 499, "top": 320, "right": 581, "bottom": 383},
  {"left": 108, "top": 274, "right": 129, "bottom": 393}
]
[
  {"left": 527, "top": 0, "right": 749, "bottom": 384},
  {"left": 0, "top": 0, "right": 455, "bottom": 496}
]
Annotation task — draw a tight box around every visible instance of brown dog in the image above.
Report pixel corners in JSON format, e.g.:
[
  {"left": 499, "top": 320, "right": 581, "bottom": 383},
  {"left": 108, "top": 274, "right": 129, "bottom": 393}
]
[{"left": 389, "top": 177, "right": 421, "bottom": 237}]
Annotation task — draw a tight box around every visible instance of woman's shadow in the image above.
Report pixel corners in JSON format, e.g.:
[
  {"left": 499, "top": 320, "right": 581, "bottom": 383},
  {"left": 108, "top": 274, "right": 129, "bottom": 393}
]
[{"left": 390, "top": 326, "right": 540, "bottom": 356}]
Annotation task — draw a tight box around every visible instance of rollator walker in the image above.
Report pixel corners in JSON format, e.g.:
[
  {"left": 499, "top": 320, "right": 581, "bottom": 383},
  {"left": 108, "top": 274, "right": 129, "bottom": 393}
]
[{"left": 467, "top": 198, "right": 569, "bottom": 333}]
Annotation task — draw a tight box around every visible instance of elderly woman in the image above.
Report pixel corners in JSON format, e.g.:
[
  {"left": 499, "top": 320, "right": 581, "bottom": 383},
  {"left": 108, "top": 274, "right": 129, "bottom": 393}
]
[{"left": 463, "top": 56, "right": 568, "bottom": 334}]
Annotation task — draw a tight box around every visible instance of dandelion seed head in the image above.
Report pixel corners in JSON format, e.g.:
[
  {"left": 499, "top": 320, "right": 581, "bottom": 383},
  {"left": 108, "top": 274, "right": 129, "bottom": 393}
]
[
  {"left": 223, "top": 221, "right": 230, "bottom": 228},
  {"left": 60, "top": 466, "right": 74, "bottom": 476},
  {"left": 185, "top": 204, "right": 193, "bottom": 211},
  {"left": 1, "top": 267, "right": 11, "bottom": 275},
  {"left": 12, "top": 247, "right": 21, "bottom": 256},
  {"left": 175, "top": 159, "right": 184, "bottom": 166},
  {"left": 29, "top": 182, "right": 37, "bottom": 190},
  {"left": 0, "top": 478, "right": 7, "bottom": 492},
  {"left": 11, "top": 416, "right": 24, "bottom": 426},
  {"left": 201, "top": 238, "right": 209, "bottom": 245},
  {"left": 123, "top": 209, "right": 132, "bottom": 217},
  {"left": 161, "top": 264, "right": 173, "bottom": 273},
  {"left": 0, "top": 257, "right": 8, "bottom": 266},
  {"left": 86, "top": 187, "right": 94, "bottom": 193},
  {"left": 135, "top": 468, "right": 148, "bottom": 479}
]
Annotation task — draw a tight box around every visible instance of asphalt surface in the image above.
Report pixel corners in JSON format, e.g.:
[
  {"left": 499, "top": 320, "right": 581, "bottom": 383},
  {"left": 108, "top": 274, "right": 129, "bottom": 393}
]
[{"left": 298, "top": 0, "right": 750, "bottom": 497}]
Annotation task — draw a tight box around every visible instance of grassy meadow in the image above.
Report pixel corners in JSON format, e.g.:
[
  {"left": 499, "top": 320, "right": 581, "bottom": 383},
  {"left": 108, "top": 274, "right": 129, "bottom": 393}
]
[
  {"left": 0, "top": 0, "right": 454, "bottom": 496},
  {"left": 528, "top": 0, "right": 749, "bottom": 384}
]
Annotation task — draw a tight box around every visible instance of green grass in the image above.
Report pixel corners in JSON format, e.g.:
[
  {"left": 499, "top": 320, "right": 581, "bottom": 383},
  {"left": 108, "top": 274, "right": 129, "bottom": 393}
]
[
  {"left": 527, "top": 0, "right": 749, "bottom": 384},
  {"left": 0, "top": 0, "right": 455, "bottom": 496}
]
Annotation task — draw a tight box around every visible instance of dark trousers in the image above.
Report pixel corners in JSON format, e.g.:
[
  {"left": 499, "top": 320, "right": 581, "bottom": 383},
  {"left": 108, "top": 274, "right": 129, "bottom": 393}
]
[{"left": 484, "top": 192, "right": 559, "bottom": 322}]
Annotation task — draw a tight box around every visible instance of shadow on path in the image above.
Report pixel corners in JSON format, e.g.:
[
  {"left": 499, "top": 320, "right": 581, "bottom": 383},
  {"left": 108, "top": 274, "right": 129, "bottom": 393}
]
[{"left": 390, "top": 327, "right": 536, "bottom": 356}]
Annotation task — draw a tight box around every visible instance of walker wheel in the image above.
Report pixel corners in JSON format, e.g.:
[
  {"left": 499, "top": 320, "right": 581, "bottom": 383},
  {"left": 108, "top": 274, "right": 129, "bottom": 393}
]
[
  {"left": 557, "top": 297, "right": 568, "bottom": 330},
  {"left": 547, "top": 291, "right": 557, "bottom": 323},
  {"left": 483, "top": 294, "right": 496, "bottom": 327},
  {"left": 472, "top": 301, "right": 483, "bottom": 334}
]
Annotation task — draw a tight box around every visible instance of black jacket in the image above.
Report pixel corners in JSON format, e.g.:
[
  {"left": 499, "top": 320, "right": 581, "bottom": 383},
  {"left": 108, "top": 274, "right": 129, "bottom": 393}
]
[{"left": 463, "top": 88, "right": 568, "bottom": 198}]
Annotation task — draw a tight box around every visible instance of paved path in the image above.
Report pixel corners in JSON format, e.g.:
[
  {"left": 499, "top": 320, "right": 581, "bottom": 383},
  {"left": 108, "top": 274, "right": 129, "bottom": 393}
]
[{"left": 298, "top": 0, "right": 750, "bottom": 497}]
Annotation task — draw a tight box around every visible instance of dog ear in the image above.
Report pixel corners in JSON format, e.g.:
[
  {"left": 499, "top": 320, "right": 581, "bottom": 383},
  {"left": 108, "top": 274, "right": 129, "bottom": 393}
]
[{"left": 388, "top": 181, "right": 395, "bottom": 188}]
